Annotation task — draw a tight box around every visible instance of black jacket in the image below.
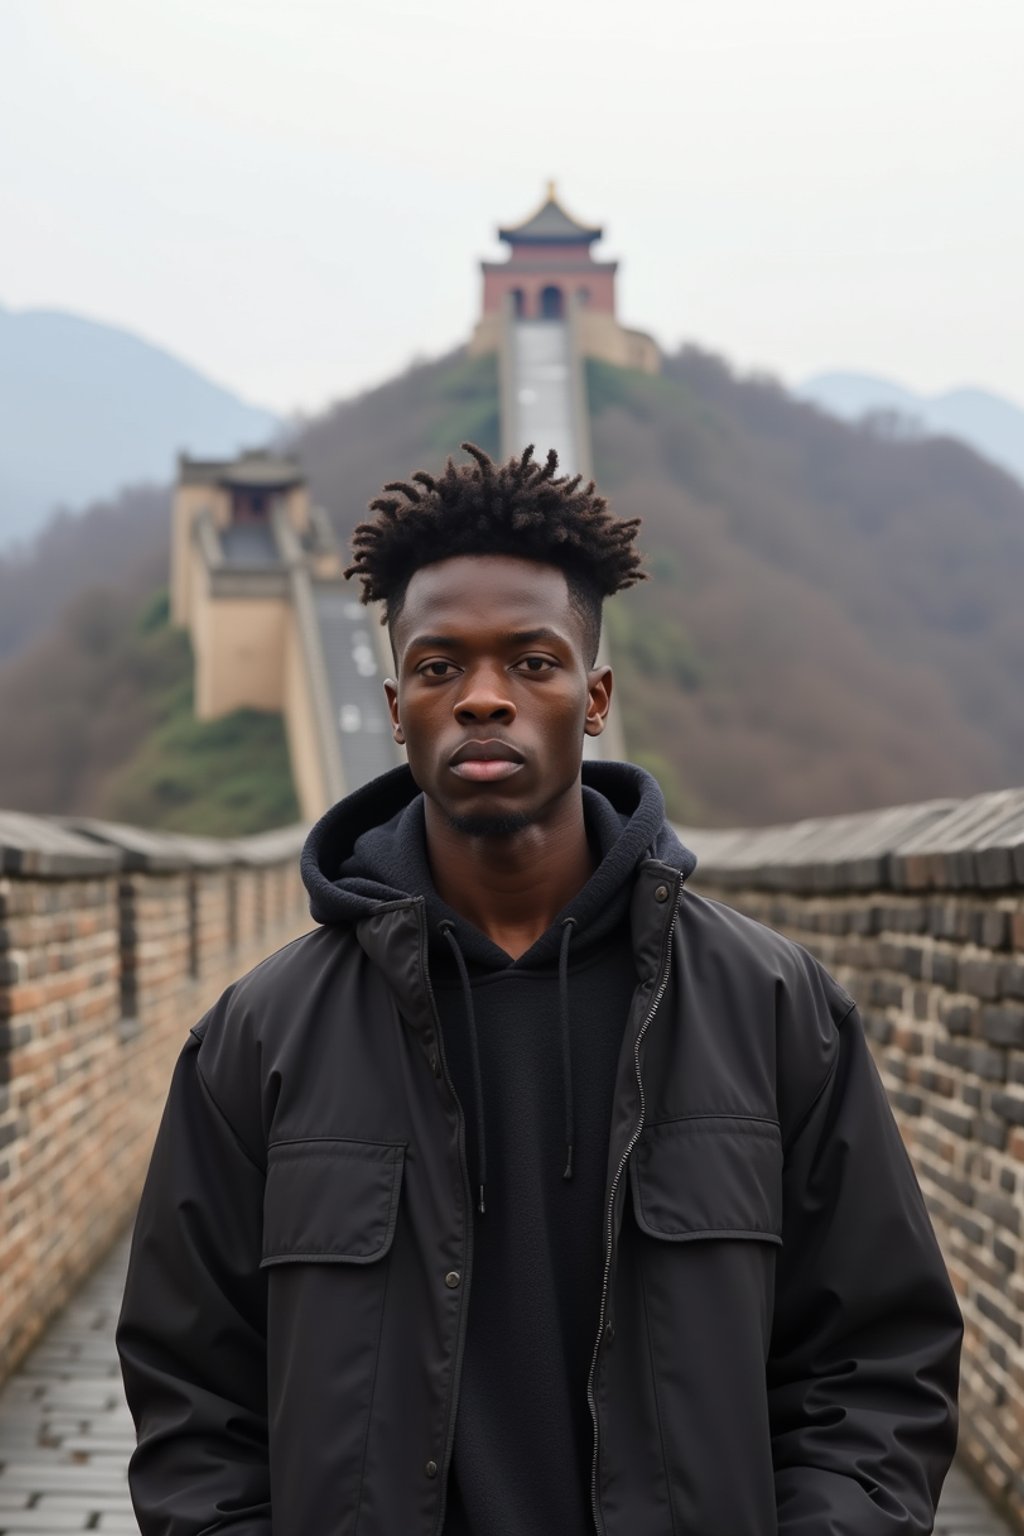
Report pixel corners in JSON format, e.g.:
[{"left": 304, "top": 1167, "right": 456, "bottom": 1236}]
[{"left": 118, "top": 763, "right": 962, "bottom": 1536}]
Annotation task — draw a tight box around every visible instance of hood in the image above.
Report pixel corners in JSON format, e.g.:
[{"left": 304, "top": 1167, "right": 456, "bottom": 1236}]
[{"left": 301, "top": 761, "right": 698, "bottom": 966}]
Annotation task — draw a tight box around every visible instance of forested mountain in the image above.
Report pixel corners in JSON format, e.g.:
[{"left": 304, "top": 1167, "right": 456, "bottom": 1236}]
[
  {"left": 1, "top": 344, "right": 1023, "bottom": 829},
  {"left": 587, "top": 352, "right": 1024, "bottom": 822}
]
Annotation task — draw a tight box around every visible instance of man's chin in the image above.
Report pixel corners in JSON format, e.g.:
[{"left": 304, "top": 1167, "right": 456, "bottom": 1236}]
[{"left": 445, "top": 808, "right": 535, "bottom": 839}]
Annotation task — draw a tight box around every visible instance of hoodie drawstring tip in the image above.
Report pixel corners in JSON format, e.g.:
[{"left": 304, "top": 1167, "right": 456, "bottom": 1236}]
[
  {"left": 563, "top": 1144, "right": 574, "bottom": 1180},
  {"left": 477, "top": 1184, "right": 487, "bottom": 1215}
]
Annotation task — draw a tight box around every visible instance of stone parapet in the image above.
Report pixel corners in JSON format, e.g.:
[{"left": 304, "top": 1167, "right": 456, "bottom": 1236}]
[
  {"left": 680, "top": 784, "right": 1024, "bottom": 1529},
  {"left": 0, "top": 813, "right": 310, "bottom": 1384}
]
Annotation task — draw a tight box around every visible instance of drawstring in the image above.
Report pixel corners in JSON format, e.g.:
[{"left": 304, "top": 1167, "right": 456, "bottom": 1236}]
[
  {"left": 438, "top": 915, "right": 579, "bottom": 1213},
  {"left": 440, "top": 921, "right": 488, "bottom": 1215},
  {"left": 558, "top": 918, "right": 576, "bottom": 1180}
]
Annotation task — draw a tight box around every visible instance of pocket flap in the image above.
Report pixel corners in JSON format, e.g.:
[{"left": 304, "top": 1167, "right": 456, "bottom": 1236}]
[
  {"left": 630, "top": 1116, "right": 782, "bottom": 1243},
  {"left": 262, "top": 1138, "right": 405, "bottom": 1266}
]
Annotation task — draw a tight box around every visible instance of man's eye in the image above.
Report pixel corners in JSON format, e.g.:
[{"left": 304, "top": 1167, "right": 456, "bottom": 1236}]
[
  {"left": 420, "top": 660, "right": 457, "bottom": 678},
  {"left": 518, "top": 656, "right": 556, "bottom": 673}
]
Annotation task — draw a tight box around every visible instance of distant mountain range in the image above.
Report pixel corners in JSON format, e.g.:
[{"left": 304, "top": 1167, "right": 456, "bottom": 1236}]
[
  {"left": 0, "top": 303, "right": 281, "bottom": 547},
  {"left": 801, "top": 371, "right": 1024, "bottom": 487}
]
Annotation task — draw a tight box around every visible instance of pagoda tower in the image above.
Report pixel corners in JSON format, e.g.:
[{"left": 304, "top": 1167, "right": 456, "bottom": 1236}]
[
  {"left": 480, "top": 182, "right": 617, "bottom": 322},
  {"left": 470, "top": 183, "right": 659, "bottom": 376}
]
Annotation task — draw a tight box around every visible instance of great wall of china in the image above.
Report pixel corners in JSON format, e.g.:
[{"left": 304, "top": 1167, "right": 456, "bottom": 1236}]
[{"left": 0, "top": 189, "right": 1021, "bottom": 1534}]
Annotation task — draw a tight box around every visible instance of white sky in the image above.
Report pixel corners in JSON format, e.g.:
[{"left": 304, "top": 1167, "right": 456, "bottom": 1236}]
[{"left": 2, "top": 0, "right": 1022, "bottom": 415}]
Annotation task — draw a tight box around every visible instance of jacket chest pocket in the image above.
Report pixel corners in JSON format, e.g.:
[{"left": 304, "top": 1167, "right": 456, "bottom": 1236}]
[
  {"left": 625, "top": 1115, "right": 782, "bottom": 1362},
  {"left": 608, "top": 1119, "right": 783, "bottom": 1536},
  {"left": 261, "top": 1137, "right": 405, "bottom": 1266},
  {"left": 260, "top": 1138, "right": 407, "bottom": 1536},
  {"left": 629, "top": 1115, "right": 782, "bottom": 1245}
]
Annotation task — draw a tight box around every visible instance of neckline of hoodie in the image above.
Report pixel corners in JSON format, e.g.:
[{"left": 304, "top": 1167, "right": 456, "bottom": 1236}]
[{"left": 429, "top": 940, "right": 631, "bottom": 990}]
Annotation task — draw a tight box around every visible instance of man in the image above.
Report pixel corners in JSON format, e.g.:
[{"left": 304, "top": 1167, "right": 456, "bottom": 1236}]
[{"left": 118, "top": 442, "right": 961, "bottom": 1536}]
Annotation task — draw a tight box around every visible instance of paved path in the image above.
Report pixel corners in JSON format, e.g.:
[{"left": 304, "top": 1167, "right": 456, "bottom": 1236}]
[
  {"left": 0, "top": 1234, "right": 134, "bottom": 1534},
  {"left": 0, "top": 1234, "right": 1013, "bottom": 1535}
]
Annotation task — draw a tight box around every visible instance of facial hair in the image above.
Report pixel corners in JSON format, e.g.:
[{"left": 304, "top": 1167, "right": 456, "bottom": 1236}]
[{"left": 446, "top": 809, "right": 534, "bottom": 839}]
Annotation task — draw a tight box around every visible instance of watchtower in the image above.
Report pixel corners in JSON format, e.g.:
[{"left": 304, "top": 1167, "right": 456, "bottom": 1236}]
[
  {"left": 481, "top": 182, "right": 617, "bottom": 323},
  {"left": 169, "top": 448, "right": 397, "bottom": 819},
  {"left": 471, "top": 183, "right": 660, "bottom": 376}
]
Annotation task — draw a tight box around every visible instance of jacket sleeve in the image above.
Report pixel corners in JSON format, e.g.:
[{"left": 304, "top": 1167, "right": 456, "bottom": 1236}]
[
  {"left": 768, "top": 997, "right": 963, "bottom": 1535},
  {"left": 117, "top": 1028, "right": 270, "bottom": 1536}
]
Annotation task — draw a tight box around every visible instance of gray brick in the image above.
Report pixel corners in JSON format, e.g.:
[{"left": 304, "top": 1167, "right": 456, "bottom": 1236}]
[
  {"left": 979, "top": 910, "right": 1011, "bottom": 950},
  {"left": 960, "top": 959, "right": 1003, "bottom": 1001},
  {"left": 978, "top": 1004, "right": 1024, "bottom": 1046},
  {"left": 929, "top": 951, "right": 959, "bottom": 990},
  {"left": 990, "top": 1091, "right": 1024, "bottom": 1127},
  {"left": 967, "top": 1045, "right": 1006, "bottom": 1082},
  {"left": 934, "top": 1104, "right": 976, "bottom": 1137},
  {"left": 940, "top": 1002, "right": 974, "bottom": 1036},
  {"left": 977, "top": 1118, "right": 1008, "bottom": 1151},
  {"left": 975, "top": 1191, "right": 1021, "bottom": 1236},
  {"left": 951, "top": 1212, "right": 986, "bottom": 1244}
]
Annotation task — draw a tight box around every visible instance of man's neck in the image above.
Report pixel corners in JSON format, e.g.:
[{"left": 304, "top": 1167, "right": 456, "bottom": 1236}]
[{"left": 424, "top": 796, "right": 594, "bottom": 960}]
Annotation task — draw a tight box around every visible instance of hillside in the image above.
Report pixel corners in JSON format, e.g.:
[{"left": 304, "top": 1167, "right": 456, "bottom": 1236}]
[
  {"left": 588, "top": 351, "right": 1024, "bottom": 822},
  {"left": 0, "top": 586, "right": 297, "bottom": 834},
  {"left": 0, "top": 302, "right": 280, "bottom": 548},
  {"left": 0, "top": 484, "right": 169, "bottom": 662},
  {"left": 1, "top": 341, "right": 1024, "bottom": 828}
]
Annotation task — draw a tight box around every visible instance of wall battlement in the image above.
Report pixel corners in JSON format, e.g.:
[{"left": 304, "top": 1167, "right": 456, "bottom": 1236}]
[
  {"left": 681, "top": 784, "right": 1024, "bottom": 1528},
  {"left": 0, "top": 811, "right": 312, "bottom": 1382}
]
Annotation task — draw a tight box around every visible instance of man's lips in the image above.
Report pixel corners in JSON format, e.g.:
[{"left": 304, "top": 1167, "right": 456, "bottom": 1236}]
[{"left": 448, "top": 739, "right": 525, "bottom": 782}]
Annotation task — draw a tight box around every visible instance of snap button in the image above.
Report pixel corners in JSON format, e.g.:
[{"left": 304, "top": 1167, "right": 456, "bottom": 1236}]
[
  {"left": 444, "top": 1270, "right": 461, "bottom": 1289},
  {"left": 654, "top": 883, "right": 670, "bottom": 903},
  {"left": 425, "top": 1460, "right": 438, "bottom": 1478}
]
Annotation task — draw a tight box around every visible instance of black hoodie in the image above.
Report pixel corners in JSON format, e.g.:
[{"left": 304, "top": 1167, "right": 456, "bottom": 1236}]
[{"left": 304, "top": 761, "right": 696, "bottom": 1535}]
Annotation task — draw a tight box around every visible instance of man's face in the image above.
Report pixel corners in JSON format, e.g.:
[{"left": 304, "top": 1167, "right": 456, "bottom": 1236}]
[{"left": 385, "top": 554, "right": 612, "bottom": 837}]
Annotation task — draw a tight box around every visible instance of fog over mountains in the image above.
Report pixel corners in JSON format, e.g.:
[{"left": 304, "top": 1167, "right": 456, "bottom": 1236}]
[
  {"left": 0, "top": 303, "right": 281, "bottom": 548},
  {"left": 801, "top": 372, "right": 1024, "bottom": 488}
]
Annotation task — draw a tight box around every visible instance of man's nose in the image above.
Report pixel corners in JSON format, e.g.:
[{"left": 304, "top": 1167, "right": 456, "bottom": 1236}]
[{"left": 454, "top": 666, "right": 517, "bottom": 723}]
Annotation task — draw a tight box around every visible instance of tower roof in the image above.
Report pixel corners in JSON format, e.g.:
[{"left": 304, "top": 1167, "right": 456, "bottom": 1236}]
[
  {"left": 178, "top": 448, "right": 304, "bottom": 492},
  {"left": 498, "top": 182, "right": 603, "bottom": 246}
]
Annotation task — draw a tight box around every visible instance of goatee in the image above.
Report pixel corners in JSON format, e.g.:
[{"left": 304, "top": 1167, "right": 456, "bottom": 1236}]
[{"left": 446, "top": 809, "right": 534, "bottom": 839}]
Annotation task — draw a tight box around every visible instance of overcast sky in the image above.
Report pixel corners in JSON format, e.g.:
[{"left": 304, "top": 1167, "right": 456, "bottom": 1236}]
[{"left": 3, "top": 0, "right": 1021, "bottom": 416}]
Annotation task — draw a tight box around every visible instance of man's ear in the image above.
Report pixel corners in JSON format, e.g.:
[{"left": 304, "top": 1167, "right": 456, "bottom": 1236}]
[
  {"left": 584, "top": 666, "right": 613, "bottom": 737},
  {"left": 384, "top": 679, "right": 404, "bottom": 745}
]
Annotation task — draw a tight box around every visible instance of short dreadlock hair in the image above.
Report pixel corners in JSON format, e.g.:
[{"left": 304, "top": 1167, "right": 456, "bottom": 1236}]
[{"left": 345, "top": 442, "right": 645, "bottom": 664}]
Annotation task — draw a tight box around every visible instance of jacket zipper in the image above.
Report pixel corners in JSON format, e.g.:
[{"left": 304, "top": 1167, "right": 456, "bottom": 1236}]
[
  {"left": 416, "top": 903, "right": 475, "bottom": 1536},
  {"left": 586, "top": 882, "right": 680, "bottom": 1536}
]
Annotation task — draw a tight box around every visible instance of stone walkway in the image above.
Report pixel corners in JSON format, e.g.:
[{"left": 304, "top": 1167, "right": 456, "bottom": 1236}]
[
  {"left": 0, "top": 1235, "right": 135, "bottom": 1535},
  {"left": 0, "top": 1233, "right": 1014, "bottom": 1535}
]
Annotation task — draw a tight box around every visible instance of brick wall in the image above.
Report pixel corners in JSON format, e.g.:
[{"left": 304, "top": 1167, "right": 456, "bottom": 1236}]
[
  {"left": 681, "top": 786, "right": 1024, "bottom": 1529},
  {"left": 0, "top": 813, "right": 310, "bottom": 1383}
]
